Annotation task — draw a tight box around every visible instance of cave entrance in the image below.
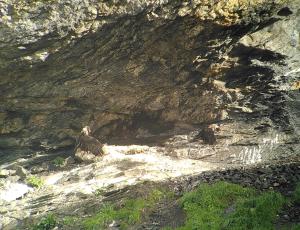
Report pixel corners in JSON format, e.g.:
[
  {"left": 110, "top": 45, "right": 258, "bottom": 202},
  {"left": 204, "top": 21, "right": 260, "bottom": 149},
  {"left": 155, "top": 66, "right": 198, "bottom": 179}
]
[
  {"left": 95, "top": 110, "right": 203, "bottom": 147},
  {"left": 104, "top": 112, "right": 178, "bottom": 146}
]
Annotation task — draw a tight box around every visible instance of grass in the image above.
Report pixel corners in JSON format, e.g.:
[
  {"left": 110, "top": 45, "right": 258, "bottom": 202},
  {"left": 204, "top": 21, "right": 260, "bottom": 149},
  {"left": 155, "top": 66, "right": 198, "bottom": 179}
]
[
  {"left": 32, "top": 214, "right": 56, "bottom": 230},
  {"left": 52, "top": 156, "right": 65, "bottom": 167},
  {"left": 226, "top": 191, "right": 285, "bottom": 229},
  {"left": 31, "top": 182, "right": 300, "bottom": 230},
  {"left": 83, "top": 189, "right": 167, "bottom": 230},
  {"left": 293, "top": 183, "right": 300, "bottom": 204},
  {"left": 83, "top": 199, "right": 147, "bottom": 230},
  {"left": 174, "top": 181, "right": 286, "bottom": 230},
  {"left": 62, "top": 216, "right": 79, "bottom": 226},
  {"left": 291, "top": 224, "right": 300, "bottom": 230},
  {"left": 26, "top": 175, "right": 44, "bottom": 188}
]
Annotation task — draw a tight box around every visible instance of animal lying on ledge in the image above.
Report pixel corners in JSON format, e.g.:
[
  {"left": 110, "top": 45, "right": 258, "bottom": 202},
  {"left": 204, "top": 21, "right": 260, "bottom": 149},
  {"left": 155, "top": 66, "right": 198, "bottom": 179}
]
[
  {"left": 74, "top": 126, "right": 104, "bottom": 156},
  {"left": 193, "top": 124, "right": 219, "bottom": 145}
]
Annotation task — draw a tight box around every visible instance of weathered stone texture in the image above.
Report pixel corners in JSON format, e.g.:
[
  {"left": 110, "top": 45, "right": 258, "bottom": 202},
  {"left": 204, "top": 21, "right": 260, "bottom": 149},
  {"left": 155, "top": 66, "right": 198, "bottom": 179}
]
[{"left": 0, "top": 0, "right": 299, "bottom": 163}]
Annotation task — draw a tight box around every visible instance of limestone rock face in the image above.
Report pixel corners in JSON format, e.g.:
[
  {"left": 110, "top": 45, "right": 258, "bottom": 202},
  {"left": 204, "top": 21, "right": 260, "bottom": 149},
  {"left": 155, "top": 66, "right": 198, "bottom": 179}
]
[{"left": 0, "top": 0, "right": 299, "bottom": 163}]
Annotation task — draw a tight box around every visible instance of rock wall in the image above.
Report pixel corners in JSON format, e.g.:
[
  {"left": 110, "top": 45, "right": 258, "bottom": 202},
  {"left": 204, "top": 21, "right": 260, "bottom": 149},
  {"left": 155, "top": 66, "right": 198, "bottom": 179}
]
[{"left": 0, "top": 0, "right": 299, "bottom": 163}]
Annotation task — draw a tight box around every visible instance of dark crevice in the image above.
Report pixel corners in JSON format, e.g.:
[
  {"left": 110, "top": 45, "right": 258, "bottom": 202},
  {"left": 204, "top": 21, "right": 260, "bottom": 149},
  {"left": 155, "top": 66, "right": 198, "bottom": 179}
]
[{"left": 277, "top": 7, "right": 293, "bottom": 16}]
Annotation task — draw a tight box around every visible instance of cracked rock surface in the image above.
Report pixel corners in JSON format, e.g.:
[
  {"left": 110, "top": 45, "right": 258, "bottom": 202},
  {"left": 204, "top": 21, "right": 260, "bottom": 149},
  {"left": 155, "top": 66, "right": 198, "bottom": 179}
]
[{"left": 0, "top": 0, "right": 299, "bottom": 163}]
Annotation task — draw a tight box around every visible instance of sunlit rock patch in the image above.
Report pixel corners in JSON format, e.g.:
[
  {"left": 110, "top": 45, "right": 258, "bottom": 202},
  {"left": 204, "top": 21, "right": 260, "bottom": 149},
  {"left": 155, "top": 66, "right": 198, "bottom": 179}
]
[
  {"left": 43, "top": 144, "right": 220, "bottom": 194},
  {"left": 0, "top": 143, "right": 219, "bottom": 228},
  {"left": 0, "top": 182, "right": 33, "bottom": 202}
]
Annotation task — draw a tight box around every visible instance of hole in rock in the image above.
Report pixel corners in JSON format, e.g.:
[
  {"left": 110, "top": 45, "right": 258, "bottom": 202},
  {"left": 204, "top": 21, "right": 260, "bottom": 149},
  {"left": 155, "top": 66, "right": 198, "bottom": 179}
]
[
  {"left": 277, "top": 7, "right": 293, "bottom": 16},
  {"left": 96, "top": 112, "right": 200, "bottom": 147}
]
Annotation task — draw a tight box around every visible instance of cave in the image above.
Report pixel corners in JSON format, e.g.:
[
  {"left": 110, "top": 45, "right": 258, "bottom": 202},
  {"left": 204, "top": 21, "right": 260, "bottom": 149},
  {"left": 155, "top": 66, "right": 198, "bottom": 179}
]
[{"left": 0, "top": 0, "right": 299, "bottom": 228}]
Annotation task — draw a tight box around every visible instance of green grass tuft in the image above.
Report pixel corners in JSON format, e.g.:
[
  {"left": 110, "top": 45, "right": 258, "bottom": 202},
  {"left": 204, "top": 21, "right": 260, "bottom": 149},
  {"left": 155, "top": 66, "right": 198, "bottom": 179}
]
[
  {"left": 32, "top": 214, "right": 56, "bottom": 230},
  {"left": 174, "top": 181, "right": 286, "bottom": 230},
  {"left": 62, "top": 216, "right": 79, "bottom": 226},
  {"left": 226, "top": 191, "right": 285, "bottom": 230},
  {"left": 117, "top": 198, "right": 147, "bottom": 229},
  {"left": 293, "top": 183, "right": 300, "bottom": 204},
  {"left": 83, "top": 189, "right": 167, "bottom": 230},
  {"left": 291, "top": 224, "right": 300, "bottom": 230},
  {"left": 26, "top": 175, "right": 44, "bottom": 188},
  {"left": 52, "top": 156, "right": 65, "bottom": 167},
  {"left": 83, "top": 203, "right": 117, "bottom": 230}
]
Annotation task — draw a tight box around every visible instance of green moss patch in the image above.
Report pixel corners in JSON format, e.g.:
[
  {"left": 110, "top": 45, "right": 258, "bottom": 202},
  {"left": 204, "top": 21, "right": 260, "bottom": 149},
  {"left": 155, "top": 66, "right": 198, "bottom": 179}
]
[{"left": 175, "top": 181, "right": 286, "bottom": 230}]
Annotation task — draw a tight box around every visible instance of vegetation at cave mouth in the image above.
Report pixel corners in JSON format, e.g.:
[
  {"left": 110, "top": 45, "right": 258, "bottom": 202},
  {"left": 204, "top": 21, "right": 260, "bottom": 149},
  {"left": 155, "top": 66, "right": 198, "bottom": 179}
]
[
  {"left": 30, "top": 182, "right": 300, "bottom": 230},
  {"left": 175, "top": 181, "right": 285, "bottom": 230}
]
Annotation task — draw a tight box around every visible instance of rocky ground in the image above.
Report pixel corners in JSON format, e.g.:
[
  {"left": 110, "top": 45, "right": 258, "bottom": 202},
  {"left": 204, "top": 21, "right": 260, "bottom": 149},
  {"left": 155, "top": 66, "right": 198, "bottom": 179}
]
[
  {"left": 0, "top": 0, "right": 299, "bottom": 160},
  {"left": 0, "top": 140, "right": 222, "bottom": 229},
  {"left": 0, "top": 137, "right": 299, "bottom": 229}
]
